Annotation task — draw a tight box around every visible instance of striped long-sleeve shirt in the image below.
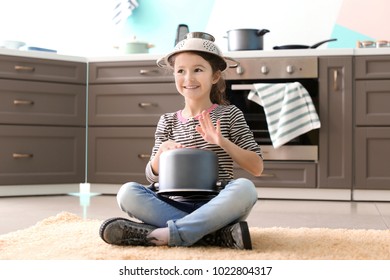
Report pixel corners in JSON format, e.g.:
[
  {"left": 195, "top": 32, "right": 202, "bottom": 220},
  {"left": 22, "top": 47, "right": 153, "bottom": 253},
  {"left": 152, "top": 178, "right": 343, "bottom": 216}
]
[{"left": 145, "top": 104, "right": 262, "bottom": 183}]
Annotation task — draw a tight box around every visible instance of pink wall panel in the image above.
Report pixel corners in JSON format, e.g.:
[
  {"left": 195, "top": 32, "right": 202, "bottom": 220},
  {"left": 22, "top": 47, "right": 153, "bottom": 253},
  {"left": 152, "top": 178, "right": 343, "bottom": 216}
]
[{"left": 337, "top": 0, "right": 389, "bottom": 40}]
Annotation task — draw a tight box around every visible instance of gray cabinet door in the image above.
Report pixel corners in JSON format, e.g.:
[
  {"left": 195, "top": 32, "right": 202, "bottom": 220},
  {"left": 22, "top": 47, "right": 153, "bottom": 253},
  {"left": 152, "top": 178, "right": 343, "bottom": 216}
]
[
  {"left": 89, "top": 61, "right": 174, "bottom": 84},
  {"left": 234, "top": 162, "right": 317, "bottom": 188},
  {"left": 318, "top": 56, "right": 353, "bottom": 188},
  {"left": 0, "top": 126, "right": 85, "bottom": 185},
  {"left": 355, "top": 56, "right": 390, "bottom": 79},
  {"left": 0, "top": 55, "right": 86, "bottom": 84},
  {"left": 355, "top": 80, "right": 390, "bottom": 126},
  {"left": 88, "top": 83, "right": 181, "bottom": 126},
  {"left": 0, "top": 79, "right": 86, "bottom": 126},
  {"left": 355, "top": 127, "right": 390, "bottom": 189},
  {"left": 88, "top": 127, "right": 155, "bottom": 184}
]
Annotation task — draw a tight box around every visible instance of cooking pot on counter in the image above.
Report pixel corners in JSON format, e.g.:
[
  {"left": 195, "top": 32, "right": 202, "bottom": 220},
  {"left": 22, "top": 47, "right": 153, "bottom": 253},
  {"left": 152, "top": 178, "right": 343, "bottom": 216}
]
[
  {"left": 157, "top": 148, "right": 219, "bottom": 195},
  {"left": 226, "top": 29, "right": 270, "bottom": 51},
  {"left": 114, "top": 37, "right": 155, "bottom": 54},
  {"left": 122, "top": 41, "right": 154, "bottom": 54}
]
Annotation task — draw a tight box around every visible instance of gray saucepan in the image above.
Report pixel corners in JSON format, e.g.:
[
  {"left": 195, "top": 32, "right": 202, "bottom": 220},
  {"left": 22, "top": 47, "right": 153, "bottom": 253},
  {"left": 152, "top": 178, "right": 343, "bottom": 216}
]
[
  {"left": 156, "top": 148, "right": 219, "bottom": 195},
  {"left": 225, "top": 28, "right": 270, "bottom": 51}
]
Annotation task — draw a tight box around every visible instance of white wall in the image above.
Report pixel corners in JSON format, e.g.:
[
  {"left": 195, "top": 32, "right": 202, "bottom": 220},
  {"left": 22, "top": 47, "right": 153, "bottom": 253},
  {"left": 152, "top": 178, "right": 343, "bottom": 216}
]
[
  {"left": 0, "top": 0, "right": 380, "bottom": 56},
  {"left": 0, "top": 0, "right": 119, "bottom": 56},
  {"left": 207, "top": 0, "right": 344, "bottom": 51}
]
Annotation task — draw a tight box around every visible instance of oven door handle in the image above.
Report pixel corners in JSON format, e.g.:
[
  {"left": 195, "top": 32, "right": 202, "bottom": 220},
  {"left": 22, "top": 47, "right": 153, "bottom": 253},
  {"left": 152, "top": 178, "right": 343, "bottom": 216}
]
[
  {"left": 259, "top": 173, "right": 275, "bottom": 178},
  {"left": 231, "top": 84, "right": 256, "bottom": 91}
]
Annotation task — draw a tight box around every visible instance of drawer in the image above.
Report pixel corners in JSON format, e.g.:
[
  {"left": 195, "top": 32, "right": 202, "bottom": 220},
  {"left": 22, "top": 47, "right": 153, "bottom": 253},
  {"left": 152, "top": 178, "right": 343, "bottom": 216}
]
[
  {"left": 89, "top": 83, "right": 181, "bottom": 126},
  {"left": 0, "top": 79, "right": 86, "bottom": 126},
  {"left": 355, "top": 56, "right": 390, "bottom": 79},
  {"left": 88, "top": 127, "right": 155, "bottom": 184},
  {"left": 234, "top": 162, "right": 317, "bottom": 188},
  {"left": 0, "top": 55, "right": 86, "bottom": 84},
  {"left": 0, "top": 125, "right": 85, "bottom": 185},
  {"left": 89, "top": 61, "right": 174, "bottom": 84},
  {"left": 355, "top": 80, "right": 390, "bottom": 126}
]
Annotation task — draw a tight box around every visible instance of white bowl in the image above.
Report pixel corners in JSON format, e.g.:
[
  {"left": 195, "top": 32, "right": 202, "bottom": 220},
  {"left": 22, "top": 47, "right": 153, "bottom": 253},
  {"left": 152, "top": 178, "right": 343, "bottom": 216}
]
[{"left": 2, "top": 40, "right": 26, "bottom": 49}]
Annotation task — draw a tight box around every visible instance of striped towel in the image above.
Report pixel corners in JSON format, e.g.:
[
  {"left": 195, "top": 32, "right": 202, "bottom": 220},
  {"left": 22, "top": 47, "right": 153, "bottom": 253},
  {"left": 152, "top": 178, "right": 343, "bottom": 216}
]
[
  {"left": 113, "top": 0, "right": 139, "bottom": 25},
  {"left": 248, "top": 82, "right": 321, "bottom": 148}
]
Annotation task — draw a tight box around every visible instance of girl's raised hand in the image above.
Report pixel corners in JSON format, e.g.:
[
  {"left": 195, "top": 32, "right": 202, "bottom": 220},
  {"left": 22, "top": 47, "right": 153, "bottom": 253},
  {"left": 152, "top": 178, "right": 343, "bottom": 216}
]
[{"left": 195, "top": 110, "right": 223, "bottom": 146}]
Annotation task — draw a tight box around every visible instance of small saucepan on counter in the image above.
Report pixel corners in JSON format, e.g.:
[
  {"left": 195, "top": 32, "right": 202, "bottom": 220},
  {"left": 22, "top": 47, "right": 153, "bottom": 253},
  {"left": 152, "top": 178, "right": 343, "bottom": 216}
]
[
  {"left": 115, "top": 37, "right": 155, "bottom": 54},
  {"left": 122, "top": 41, "right": 154, "bottom": 54},
  {"left": 273, "top": 38, "right": 337, "bottom": 50},
  {"left": 225, "top": 29, "right": 270, "bottom": 51},
  {"left": 1, "top": 40, "right": 26, "bottom": 49}
]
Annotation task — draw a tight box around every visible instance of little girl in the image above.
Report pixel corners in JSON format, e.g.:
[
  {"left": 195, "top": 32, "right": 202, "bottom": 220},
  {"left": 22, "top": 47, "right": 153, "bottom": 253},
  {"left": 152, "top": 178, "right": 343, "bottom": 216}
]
[{"left": 99, "top": 32, "right": 263, "bottom": 250}]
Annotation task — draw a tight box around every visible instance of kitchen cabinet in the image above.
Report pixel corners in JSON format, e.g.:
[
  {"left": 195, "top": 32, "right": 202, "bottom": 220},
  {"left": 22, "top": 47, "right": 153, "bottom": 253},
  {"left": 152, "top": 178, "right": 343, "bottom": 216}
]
[
  {"left": 0, "top": 55, "right": 86, "bottom": 185},
  {"left": 2, "top": 49, "right": 390, "bottom": 199},
  {"left": 318, "top": 56, "right": 353, "bottom": 189},
  {"left": 354, "top": 56, "right": 390, "bottom": 190},
  {"left": 88, "top": 61, "right": 181, "bottom": 184}
]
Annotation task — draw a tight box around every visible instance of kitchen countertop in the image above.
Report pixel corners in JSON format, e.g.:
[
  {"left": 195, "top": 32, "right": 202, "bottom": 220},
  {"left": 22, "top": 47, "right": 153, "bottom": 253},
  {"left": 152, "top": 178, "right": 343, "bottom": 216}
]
[
  {"left": 0, "top": 47, "right": 87, "bottom": 62},
  {"left": 1, "top": 47, "right": 390, "bottom": 63}
]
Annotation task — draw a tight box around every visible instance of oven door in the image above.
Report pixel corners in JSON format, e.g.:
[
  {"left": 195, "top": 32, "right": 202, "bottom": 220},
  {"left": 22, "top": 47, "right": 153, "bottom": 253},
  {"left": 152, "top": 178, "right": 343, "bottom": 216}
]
[{"left": 226, "top": 83, "right": 319, "bottom": 162}]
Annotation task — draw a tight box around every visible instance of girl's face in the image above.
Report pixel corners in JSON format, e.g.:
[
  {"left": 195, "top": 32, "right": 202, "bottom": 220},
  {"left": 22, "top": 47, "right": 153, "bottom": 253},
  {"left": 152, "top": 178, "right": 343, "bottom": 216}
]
[{"left": 173, "top": 52, "right": 220, "bottom": 103}]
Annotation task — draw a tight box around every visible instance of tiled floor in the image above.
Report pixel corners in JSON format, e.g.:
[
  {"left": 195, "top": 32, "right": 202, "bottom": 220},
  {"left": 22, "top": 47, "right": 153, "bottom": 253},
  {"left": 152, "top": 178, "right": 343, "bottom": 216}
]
[{"left": 0, "top": 194, "right": 390, "bottom": 235}]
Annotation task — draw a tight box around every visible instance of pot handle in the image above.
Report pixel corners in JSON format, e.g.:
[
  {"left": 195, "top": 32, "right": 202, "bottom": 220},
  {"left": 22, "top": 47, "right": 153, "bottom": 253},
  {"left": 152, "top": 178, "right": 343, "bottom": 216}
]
[
  {"left": 256, "top": 29, "right": 270, "bottom": 36},
  {"left": 156, "top": 57, "right": 168, "bottom": 68},
  {"left": 157, "top": 56, "right": 239, "bottom": 69},
  {"left": 224, "top": 57, "right": 239, "bottom": 69}
]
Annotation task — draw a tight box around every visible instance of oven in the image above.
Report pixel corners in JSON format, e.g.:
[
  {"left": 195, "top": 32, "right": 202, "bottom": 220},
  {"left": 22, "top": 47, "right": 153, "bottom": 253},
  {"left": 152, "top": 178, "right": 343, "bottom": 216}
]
[{"left": 224, "top": 56, "right": 319, "bottom": 161}]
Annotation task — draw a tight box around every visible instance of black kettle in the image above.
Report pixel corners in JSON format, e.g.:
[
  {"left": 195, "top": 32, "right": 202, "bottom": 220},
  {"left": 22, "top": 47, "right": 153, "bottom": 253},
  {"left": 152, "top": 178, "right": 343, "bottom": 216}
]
[{"left": 175, "top": 24, "right": 189, "bottom": 45}]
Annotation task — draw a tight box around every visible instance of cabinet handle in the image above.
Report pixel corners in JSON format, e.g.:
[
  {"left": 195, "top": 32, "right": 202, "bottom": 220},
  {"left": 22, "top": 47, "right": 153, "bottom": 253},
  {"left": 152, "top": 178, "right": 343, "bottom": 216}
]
[
  {"left": 138, "top": 154, "right": 151, "bottom": 159},
  {"left": 14, "top": 65, "right": 35, "bottom": 72},
  {"left": 13, "top": 153, "right": 34, "bottom": 159},
  {"left": 333, "top": 69, "right": 339, "bottom": 91},
  {"left": 260, "top": 173, "right": 275, "bottom": 178},
  {"left": 138, "top": 102, "right": 158, "bottom": 108},
  {"left": 13, "top": 99, "right": 35, "bottom": 106},
  {"left": 139, "top": 69, "right": 159, "bottom": 75}
]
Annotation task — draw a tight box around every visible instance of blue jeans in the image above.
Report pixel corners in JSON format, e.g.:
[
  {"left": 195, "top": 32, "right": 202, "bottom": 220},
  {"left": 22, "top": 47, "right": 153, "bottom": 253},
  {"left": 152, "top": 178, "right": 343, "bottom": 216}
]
[{"left": 116, "top": 178, "right": 258, "bottom": 247}]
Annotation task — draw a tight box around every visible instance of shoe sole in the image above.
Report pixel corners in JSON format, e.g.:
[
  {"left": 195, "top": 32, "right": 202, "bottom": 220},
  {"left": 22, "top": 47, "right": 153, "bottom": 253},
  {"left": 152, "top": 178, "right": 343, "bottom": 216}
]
[
  {"left": 239, "top": 221, "right": 252, "bottom": 250},
  {"left": 99, "top": 217, "right": 156, "bottom": 245}
]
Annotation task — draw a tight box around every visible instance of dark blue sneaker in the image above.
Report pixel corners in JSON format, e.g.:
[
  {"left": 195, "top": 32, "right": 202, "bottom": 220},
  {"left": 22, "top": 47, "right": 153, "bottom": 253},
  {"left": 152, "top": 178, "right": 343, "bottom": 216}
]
[{"left": 99, "top": 217, "right": 157, "bottom": 246}]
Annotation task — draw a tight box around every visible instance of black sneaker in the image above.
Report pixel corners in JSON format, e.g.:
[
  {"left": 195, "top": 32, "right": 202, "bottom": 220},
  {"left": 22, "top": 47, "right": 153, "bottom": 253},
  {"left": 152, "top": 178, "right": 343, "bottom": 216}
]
[
  {"left": 200, "top": 221, "right": 252, "bottom": 250},
  {"left": 99, "top": 217, "right": 157, "bottom": 246}
]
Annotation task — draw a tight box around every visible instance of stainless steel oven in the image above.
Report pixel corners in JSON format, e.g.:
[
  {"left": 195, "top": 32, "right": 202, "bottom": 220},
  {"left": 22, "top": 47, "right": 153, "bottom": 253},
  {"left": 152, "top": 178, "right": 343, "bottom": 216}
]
[{"left": 224, "top": 56, "right": 319, "bottom": 161}]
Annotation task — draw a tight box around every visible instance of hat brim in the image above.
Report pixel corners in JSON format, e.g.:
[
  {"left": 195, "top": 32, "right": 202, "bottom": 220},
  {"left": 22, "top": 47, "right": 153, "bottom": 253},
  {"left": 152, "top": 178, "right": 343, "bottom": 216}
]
[{"left": 157, "top": 49, "right": 229, "bottom": 71}]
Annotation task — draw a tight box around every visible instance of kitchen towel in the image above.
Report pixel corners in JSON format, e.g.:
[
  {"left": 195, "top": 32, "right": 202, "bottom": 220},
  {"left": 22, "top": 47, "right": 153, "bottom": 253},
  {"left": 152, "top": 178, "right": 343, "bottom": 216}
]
[
  {"left": 112, "top": 0, "right": 139, "bottom": 25},
  {"left": 248, "top": 82, "right": 320, "bottom": 148}
]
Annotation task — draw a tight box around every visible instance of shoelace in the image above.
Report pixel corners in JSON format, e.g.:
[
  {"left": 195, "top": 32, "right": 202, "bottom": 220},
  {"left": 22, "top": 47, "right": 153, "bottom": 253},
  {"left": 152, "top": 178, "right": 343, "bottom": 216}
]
[
  {"left": 202, "top": 227, "right": 236, "bottom": 248},
  {"left": 121, "top": 225, "right": 156, "bottom": 246},
  {"left": 218, "top": 227, "right": 236, "bottom": 247}
]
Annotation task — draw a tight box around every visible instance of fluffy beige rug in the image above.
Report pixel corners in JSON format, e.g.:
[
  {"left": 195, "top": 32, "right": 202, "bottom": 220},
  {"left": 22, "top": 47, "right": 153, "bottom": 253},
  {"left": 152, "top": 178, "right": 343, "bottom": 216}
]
[{"left": 0, "top": 212, "right": 389, "bottom": 260}]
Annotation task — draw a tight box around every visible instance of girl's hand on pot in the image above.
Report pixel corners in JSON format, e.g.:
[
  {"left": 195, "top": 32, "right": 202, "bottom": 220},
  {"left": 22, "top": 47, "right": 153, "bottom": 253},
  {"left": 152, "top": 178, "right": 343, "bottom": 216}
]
[
  {"left": 159, "top": 140, "right": 184, "bottom": 153},
  {"left": 151, "top": 140, "right": 184, "bottom": 175},
  {"left": 196, "top": 111, "right": 223, "bottom": 146}
]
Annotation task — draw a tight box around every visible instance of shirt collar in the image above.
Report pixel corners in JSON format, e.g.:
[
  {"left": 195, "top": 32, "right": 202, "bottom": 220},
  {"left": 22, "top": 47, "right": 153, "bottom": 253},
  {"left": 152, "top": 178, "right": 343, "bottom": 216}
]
[{"left": 177, "top": 104, "right": 218, "bottom": 123}]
